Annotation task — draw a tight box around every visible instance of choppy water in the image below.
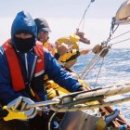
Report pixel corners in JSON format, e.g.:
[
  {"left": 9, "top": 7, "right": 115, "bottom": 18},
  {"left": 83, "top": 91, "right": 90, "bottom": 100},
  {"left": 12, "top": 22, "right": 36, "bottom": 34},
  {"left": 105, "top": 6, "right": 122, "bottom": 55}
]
[{"left": 73, "top": 48, "right": 130, "bottom": 122}]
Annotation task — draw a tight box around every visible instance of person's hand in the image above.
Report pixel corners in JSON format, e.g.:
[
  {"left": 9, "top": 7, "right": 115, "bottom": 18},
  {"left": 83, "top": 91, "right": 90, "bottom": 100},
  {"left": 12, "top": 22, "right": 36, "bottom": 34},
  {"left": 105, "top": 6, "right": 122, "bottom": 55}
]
[
  {"left": 80, "top": 49, "right": 90, "bottom": 55},
  {"left": 47, "top": 88, "right": 58, "bottom": 99},
  {"left": 92, "top": 44, "right": 110, "bottom": 57},
  {"left": 92, "top": 44, "right": 102, "bottom": 54}
]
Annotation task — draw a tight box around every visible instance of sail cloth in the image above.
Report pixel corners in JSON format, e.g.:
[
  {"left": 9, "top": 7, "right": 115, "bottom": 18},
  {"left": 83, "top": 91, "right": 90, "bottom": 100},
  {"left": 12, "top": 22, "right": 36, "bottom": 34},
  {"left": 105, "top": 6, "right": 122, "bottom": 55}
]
[{"left": 115, "top": 0, "right": 130, "bottom": 25}]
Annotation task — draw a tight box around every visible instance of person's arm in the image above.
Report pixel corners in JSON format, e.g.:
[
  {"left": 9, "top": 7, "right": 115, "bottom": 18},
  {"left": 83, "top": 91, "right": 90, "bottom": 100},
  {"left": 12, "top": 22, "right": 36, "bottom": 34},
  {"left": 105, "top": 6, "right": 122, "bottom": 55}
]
[
  {"left": 44, "top": 50, "right": 81, "bottom": 92},
  {"left": 79, "top": 49, "right": 90, "bottom": 55},
  {"left": 0, "top": 49, "right": 21, "bottom": 104}
]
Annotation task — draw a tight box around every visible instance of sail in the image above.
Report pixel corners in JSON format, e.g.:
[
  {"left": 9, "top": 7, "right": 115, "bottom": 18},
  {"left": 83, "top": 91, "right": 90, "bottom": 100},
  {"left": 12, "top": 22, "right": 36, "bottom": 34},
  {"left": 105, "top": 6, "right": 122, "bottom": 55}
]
[{"left": 115, "top": 0, "right": 130, "bottom": 24}]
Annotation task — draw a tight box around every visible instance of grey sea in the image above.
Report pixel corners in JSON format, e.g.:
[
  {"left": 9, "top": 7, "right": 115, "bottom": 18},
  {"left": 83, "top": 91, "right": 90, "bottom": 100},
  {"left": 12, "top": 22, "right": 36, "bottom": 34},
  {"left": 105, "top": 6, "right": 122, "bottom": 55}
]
[{"left": 73, "top": 48, "right": 130, "bottom": 122}]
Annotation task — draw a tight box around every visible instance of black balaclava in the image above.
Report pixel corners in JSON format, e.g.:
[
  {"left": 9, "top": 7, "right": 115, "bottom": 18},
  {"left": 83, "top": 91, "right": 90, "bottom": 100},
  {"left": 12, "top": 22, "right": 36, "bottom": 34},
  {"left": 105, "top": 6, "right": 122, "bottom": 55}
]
[{"left": 13, "top": 33, "right": 35, "bottom": 53}]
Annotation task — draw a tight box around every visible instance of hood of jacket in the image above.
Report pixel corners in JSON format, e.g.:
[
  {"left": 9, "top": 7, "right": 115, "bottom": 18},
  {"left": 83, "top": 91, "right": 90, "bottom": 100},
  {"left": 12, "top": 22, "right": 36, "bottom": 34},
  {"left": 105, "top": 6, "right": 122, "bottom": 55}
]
[
  {"left": 11, "top": 11, "right": 37, "bottom": 53},
  {"left": 11, "top": 11, "right": 37, "bottom": 38}
]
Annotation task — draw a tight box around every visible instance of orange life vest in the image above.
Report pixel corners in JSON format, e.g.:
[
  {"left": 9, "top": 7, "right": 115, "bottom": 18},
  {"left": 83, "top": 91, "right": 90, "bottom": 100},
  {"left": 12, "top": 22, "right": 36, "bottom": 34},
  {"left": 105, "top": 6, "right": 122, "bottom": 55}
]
[{"left": 3, "top": 40, "right": 44, "bottom": 92}]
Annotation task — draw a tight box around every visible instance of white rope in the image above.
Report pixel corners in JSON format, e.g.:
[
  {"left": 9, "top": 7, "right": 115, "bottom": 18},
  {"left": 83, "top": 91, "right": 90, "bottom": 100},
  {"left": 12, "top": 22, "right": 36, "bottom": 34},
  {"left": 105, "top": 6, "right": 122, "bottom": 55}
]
[
  {"left": 26, "top": 83, "right": 130, "bottom": 111},
  {"left": 50, "top": 83, "right": 130, "bottom": 112},
  {"left": 110, "top": 37, "right": 130, "bottom": 46},
  {"left": 80, "top": 54, "right": 101, "bottom": 79},
  {"left": 75, "top": 83, "right": 130, "bottom": 100},
  {"left": 110, "top": 30, "right": 130, "bottom": 41},
  {"left": 51, "top": 96, "right": 130, "bottom": 112},
  {"left": 48, "top": 112, "right": 57, "bottom": 130},
  {"left": 77, "top": 0, "right": 95, "bottom": 29}
]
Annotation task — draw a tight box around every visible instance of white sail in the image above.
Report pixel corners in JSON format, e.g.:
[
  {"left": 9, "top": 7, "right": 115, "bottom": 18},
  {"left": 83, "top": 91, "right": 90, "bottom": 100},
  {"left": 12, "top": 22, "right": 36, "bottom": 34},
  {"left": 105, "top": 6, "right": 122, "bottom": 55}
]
[{"left": 115, "top": 0, "right": 130, "bottom": 24}]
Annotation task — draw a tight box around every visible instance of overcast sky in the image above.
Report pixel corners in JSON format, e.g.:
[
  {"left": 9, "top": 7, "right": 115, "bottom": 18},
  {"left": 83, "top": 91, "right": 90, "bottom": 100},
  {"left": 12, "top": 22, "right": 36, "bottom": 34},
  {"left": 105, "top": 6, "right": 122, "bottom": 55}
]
[{"left": 0, "top": 0, "right": 129, "bottom": 48}]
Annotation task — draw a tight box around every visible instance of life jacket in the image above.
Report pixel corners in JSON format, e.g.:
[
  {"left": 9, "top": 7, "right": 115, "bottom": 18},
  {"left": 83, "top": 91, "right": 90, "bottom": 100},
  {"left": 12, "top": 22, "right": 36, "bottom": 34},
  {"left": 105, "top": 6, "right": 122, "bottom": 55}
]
[
  {"left": 58, "top": 49, "right": 78, "bottom": 63},
  {"left": 56, "top": 34, "right": 80, "bottom": 66},
  {"left": 3, "top": 40, "right": 44, "bottom": 92}
]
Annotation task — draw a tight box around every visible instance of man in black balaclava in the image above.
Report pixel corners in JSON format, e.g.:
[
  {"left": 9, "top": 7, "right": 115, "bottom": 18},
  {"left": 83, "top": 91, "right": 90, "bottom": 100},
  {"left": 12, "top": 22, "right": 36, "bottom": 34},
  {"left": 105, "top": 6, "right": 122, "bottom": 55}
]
[{"left": 0, "top": 11, "right": 84, "bottom": 130}]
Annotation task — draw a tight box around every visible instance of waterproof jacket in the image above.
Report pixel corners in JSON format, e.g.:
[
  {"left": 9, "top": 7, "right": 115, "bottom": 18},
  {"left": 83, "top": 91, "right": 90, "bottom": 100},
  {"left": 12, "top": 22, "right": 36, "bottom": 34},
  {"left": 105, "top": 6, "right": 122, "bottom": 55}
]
[
  {"left": 0, "top": 11, "right": 81, "bottom": 105},
  {"left": 0, "top": 45, "right": 81, "bottom": 104}
]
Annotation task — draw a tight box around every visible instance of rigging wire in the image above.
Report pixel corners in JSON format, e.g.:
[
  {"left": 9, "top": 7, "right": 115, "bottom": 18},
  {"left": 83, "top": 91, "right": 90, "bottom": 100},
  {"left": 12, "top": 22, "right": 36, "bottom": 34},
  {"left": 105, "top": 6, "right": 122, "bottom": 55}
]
[
  {"left": 110, "top": 37, "right": 130, "bottom": 46},
  {"left": 92, "top": 18, "right": 130, "bottom": 85},
  {"left": 81, "top": 19, "right": 118, "bottom": 81},
  {"left": 110, "top": 30, "right": 130, "bottom": 41},
  {"left": 77, "top": 0, "right": 95, "bottom": 30},
  {"left": 81, "top": 28, "right": 130, "bottom": 80},
  {"left": 79, "top": 1, "right": 130, "bottom": 86},
  {"left": 80, "top": 46, "right": 110, "bottom": 79},
  {"left": 105, "top": 24, "right": 119, "bottom": 45},
  {"left": 80, "top": 54, "right": 101, "bottom": 79},
  {"left": 80, "top": 20, "right": 130, "bottom": 80},
  {"left": 95, "top": 58, "right": 105, "bottom": 86}
]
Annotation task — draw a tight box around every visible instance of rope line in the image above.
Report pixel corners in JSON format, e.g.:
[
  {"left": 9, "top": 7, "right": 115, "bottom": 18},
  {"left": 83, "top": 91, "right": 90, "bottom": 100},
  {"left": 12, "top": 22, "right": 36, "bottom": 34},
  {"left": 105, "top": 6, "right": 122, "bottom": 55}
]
[
  {"left": 110, "top": 30, "right": 130, "bottom": 41},
  {"left": 110, "top": 37, "right": 130, "bottom": 46},
  {"left": 77, "top": 0, "right": 95, "bottom": 29}
]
